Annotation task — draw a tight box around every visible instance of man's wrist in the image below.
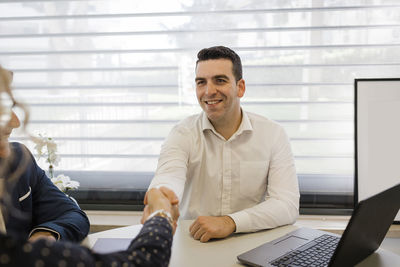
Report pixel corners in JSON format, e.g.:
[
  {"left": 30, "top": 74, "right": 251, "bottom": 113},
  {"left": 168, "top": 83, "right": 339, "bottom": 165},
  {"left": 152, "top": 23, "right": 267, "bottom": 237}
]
[{"left": 223, "top": 215, "right": 236, "bottom": 233}]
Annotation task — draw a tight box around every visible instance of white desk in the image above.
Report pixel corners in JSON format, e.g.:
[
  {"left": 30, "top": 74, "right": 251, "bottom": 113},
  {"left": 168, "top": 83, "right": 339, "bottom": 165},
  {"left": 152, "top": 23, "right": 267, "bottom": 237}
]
[{"left": 83, "top": 220, "right": 400, "bottom": 267}]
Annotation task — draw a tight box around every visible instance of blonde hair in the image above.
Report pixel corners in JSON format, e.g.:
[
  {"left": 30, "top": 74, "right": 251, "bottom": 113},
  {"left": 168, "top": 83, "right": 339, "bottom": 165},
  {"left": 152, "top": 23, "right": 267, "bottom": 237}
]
[
  {"left": 0, "top": 65, "right": 32, "bottom": 222},
  {"left": 0, "top": 66, "right": 29, "bottom": 132}
]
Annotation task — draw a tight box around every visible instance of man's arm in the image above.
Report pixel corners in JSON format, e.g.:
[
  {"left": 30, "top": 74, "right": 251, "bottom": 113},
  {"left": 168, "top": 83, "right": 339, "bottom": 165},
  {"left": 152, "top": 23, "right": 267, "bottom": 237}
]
[{"left": 148, "top": 125, "right": 192, "bottom": 201}]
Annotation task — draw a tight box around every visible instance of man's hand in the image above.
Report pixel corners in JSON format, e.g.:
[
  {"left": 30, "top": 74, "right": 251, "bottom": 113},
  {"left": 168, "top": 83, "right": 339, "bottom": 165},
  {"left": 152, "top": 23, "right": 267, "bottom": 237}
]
[
  {"left": 141, "top": 187, "right": 180, "bottom": 234},
  {"left": 189, "top": 216, "right": 236, "bottom": 242},
  {"left": 144, "top": 186, "right": 179, "bottom": 206},
  {"left": 29, "top": 231, "right": 57, "bottom": 243}
]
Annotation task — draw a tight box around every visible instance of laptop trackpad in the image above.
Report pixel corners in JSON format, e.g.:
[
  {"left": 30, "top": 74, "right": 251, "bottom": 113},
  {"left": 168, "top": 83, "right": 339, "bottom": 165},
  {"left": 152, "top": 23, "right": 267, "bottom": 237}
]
[
  {"left": 237, "top": 231, "right": 314, "bottom": 266},
  {"left": 272, "top": 235, "right": 309, "bottom": 251}
]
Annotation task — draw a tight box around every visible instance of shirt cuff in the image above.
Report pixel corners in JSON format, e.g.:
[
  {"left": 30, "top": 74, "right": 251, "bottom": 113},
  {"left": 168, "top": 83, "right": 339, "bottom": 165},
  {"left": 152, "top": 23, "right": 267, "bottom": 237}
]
[
  {"left": 29, "top": 227, "right": 61, "bottom": 240},
  {"left": 228, "top": 210, "right": 252, "bottom": 233}
]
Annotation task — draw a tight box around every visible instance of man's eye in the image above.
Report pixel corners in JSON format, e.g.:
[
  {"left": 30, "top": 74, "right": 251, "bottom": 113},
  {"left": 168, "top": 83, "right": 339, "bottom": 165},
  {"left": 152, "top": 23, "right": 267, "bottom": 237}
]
[
  {"left": 216, "top": 79, "right": 226, "bottom": 83},
  {"left": 196, "top": 81, "right": 205, "bottom": 86}
]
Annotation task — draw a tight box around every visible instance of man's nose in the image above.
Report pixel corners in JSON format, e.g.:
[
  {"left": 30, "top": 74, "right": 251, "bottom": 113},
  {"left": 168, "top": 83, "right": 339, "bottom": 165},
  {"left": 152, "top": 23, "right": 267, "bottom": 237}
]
[
  {"left": 8, "top": 111, "right": 20, "bottom": 129},
  {"left": 205, "top": 83, "right": 217, "bottom": 95}
]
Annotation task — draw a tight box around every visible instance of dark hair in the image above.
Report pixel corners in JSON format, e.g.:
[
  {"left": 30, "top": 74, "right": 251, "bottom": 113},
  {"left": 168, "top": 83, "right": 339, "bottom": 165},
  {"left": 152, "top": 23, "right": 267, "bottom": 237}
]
[{"left": 196, "top": 46, "right": 242, "bottom": 82}]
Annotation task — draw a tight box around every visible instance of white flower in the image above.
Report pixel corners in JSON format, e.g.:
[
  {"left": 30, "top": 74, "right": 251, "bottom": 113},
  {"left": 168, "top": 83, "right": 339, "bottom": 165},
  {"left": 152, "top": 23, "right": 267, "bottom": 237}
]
[
  {"left": 34, "top": 134, "right": 60, "bottom": 166},
  {"left": 51, "top": 174, "right": 80, "bottom": 193},
  {"left": 33, "top": 134, "right": 80, "bottom": 192},
  {"left": 33, "top": 139, "right": 46, "bottom": 159},
  {"left": 47, "top": 149, "right": 60, "bottom": 167}
]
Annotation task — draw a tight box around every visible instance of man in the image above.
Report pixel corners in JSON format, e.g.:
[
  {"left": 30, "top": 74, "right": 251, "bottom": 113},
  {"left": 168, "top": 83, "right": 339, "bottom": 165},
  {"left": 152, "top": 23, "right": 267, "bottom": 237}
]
[
  {"left": 148, "top": 46, "right": 299, "bottom": 242},
  {"left": 0, "top": 68, "right": 90, "bottom": 242}
]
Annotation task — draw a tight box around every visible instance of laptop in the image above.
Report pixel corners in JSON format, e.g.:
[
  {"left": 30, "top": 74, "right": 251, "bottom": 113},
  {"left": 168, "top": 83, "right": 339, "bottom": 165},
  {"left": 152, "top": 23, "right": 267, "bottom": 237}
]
[
  {"left": 92, "top": 238, "right": 134, "bottom": 253},
  {"left": 237, "top": 183, "right": 400, "bottom": 267}
]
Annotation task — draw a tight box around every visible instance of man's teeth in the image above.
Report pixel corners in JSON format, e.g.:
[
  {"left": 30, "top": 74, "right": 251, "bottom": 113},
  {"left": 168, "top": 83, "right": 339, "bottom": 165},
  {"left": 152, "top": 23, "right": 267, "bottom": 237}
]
[{"left": 206, "top": 100, "right": 220, "bottom": 104}]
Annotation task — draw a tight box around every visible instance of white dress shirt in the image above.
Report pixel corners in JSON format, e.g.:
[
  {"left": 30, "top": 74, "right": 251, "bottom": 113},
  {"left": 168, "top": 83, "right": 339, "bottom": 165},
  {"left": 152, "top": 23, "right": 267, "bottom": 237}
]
[{"left": 149, "top": 110, "right": 300, "bottom": 233}]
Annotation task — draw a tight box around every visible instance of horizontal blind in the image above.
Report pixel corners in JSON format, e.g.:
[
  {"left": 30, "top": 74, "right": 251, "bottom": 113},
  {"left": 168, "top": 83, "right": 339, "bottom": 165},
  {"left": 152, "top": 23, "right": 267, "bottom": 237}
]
[{"left": 2, "top": 1, "right": 400, "bottom": 201}]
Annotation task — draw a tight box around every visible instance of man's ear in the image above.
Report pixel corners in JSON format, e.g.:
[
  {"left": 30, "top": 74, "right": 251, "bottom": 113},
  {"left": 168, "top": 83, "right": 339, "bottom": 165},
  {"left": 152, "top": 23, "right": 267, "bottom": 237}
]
[{"left": 237, "top": 79, "right": 245, "bottom": 98}]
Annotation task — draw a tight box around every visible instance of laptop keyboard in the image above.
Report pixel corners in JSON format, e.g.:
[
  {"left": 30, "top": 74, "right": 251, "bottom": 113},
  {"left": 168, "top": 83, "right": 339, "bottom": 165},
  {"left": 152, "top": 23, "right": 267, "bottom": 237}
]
[{"left": 270, "top": 234, "right": 340, "bottom": 267}]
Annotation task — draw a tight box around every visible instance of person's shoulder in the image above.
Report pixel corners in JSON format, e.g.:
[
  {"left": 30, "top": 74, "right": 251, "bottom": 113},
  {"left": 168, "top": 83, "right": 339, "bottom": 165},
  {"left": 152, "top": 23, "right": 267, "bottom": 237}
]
[
  {"left": 9, "top": 142, "right": 33, "bottom": 160},
  {"left": 10, "top": 141, "right": 26, "bottom": 153},
  {"left": 245, "top": 111, "right": 283, "bottom": 130},
  {"left": 171, "top": 113, "right": 202, "bottom": 134},
  {"left": 177, "top": 113, "right": 202, "bottom": 126},
  {"left": 7, "top": 142, "right": 36, "bottom": 186}
]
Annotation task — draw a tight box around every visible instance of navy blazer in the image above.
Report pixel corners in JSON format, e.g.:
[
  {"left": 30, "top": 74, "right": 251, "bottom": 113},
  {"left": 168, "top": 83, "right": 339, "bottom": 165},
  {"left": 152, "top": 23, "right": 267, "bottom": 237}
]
[{"left": 4, "top": 142, "right": 89, "bottom": 242}]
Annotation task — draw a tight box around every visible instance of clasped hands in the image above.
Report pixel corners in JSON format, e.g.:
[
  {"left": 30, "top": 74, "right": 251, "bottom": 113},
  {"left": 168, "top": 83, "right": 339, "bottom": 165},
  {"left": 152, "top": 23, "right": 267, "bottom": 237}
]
[{"left": 141, "top": 187, "right": 180, "bottom": 234}]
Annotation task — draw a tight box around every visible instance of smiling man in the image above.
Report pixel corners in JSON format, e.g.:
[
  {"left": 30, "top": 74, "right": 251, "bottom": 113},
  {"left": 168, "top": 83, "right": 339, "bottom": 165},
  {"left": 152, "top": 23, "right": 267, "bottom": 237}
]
[{"left": 148, "top": 46, "right": 300, "bottom": 242}]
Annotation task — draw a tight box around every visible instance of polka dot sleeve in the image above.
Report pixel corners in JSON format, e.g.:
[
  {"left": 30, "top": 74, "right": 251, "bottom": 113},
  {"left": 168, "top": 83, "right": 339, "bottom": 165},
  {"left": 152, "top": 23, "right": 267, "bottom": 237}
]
[
  {"left": 92, "top": 216, "right": 173, "bottom": 267},
  {"left": 0, "top": 216, "right": 173, "bottom": 267}
]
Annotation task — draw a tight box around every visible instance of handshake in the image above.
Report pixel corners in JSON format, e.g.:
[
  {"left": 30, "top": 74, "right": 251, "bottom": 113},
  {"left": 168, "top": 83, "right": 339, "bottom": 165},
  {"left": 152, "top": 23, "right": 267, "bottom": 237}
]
[{"left": 140, "top": 187, "right": 180, "bottom": 234}]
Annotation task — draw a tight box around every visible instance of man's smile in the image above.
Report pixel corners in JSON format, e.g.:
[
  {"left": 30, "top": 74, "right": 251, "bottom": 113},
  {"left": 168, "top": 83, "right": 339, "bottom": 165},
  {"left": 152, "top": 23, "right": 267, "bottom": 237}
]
[{"left": 204, "top": 99, "right": 223, "bottom": 105}]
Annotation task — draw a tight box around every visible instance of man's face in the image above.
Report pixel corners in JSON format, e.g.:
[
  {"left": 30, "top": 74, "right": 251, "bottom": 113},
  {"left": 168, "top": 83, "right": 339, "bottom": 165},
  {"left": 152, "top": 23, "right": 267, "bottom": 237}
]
[{"left": 195, "top": 59, "right": 245, "bottom": 125}]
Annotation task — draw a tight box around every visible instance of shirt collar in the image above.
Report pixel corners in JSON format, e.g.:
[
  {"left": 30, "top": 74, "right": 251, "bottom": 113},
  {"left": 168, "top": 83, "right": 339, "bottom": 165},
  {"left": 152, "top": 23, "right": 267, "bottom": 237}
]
[
  {"left": 236, "top": 110, "right": 253, "bottom": 135},
  {"left": 201, "top": 112, "right": 215, "bottom": 132},
  {"left": 201, "top": 109, "right": 253, "bottom": 140}
]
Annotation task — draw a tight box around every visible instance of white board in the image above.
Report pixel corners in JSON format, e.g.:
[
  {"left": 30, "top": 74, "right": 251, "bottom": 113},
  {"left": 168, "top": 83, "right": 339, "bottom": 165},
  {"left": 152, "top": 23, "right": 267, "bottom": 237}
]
[{"left": 356, "top": 79, "right": 400, "bottom": 223}]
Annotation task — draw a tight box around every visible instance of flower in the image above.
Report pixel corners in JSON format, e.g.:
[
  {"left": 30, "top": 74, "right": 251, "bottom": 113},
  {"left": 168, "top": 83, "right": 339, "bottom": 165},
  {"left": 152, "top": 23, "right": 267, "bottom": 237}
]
[
  {"left": 33, "top": 134, "right": 79, "bottom": 193},
  {"left": 51, "top": 174, "right": 80, "bottom": 192},
  {"left": 34, "top": 134, "right": 60, "bottom": 169}
]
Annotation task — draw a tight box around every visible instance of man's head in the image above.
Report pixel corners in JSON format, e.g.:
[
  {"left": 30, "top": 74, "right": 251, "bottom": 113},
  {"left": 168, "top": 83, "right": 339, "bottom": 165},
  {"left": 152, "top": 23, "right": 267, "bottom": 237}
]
[
  {"left": 196, "top": 46, "right": 242, "bottom": 82},
  {"left": 195, "top": 46, "right": 245, "bottom": 135}
]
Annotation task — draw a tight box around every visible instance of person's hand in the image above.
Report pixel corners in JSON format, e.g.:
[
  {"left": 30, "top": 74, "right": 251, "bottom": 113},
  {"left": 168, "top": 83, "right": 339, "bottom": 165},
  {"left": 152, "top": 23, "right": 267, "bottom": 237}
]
[
  {"left": 169, "top": 204, "right": 180, "bottom": 234},
  {"left": 141, "top": 187, "right": 180, "bottom": 234},
  {"left": 143, "top": 186, "right": 179, "bottom": 206},
  {"left": 189, "top": 216, "right": 236, "bottom": 242},
  {"left": 142, "top": 187, "right": 180, "bottom": 222},
  {"left": 28, "top": 231, "right": 57, "bottom": 243}
]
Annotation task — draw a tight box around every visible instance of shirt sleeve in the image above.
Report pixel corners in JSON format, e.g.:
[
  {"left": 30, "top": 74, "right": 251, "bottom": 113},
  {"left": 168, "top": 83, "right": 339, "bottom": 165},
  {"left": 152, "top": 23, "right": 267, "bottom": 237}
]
[
  {"left": 148, "top": 124, "right": 192, "bottom": 201},
  {"left": 229, "top": 126, "right": 300, "bottom": 233},
  {"left": 0, "top": 216, "right": 173, "bottom": 267}
]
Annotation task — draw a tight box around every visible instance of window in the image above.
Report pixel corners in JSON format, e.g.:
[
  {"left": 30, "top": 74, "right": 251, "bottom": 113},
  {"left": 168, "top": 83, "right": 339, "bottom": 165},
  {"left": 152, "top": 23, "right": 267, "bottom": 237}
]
[{"left": 2, "top": 0, "right": 400, "bottom": 212}]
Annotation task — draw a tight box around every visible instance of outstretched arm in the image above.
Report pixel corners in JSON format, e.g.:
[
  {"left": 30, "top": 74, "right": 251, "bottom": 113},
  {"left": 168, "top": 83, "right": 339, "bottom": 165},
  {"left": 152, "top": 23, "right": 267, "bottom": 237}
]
[
  {"left": 148, "top": 125, "right": 192, "bottom": 201},
  {"left": 1, "top": 215, "right": 174, "bottom": 267}
]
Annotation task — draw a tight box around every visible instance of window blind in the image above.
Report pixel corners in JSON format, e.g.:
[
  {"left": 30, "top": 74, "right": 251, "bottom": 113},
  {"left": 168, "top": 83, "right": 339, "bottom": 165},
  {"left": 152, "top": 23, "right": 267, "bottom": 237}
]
[{"left": 2, "top": 0, "right": 400, "bottom": 209}]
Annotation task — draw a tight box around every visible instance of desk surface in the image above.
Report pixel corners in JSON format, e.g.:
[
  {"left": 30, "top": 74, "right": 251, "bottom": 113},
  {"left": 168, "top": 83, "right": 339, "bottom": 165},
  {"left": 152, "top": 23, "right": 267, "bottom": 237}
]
[{"left": 84, "top": 220, "right": 400, "bottom": 267}]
